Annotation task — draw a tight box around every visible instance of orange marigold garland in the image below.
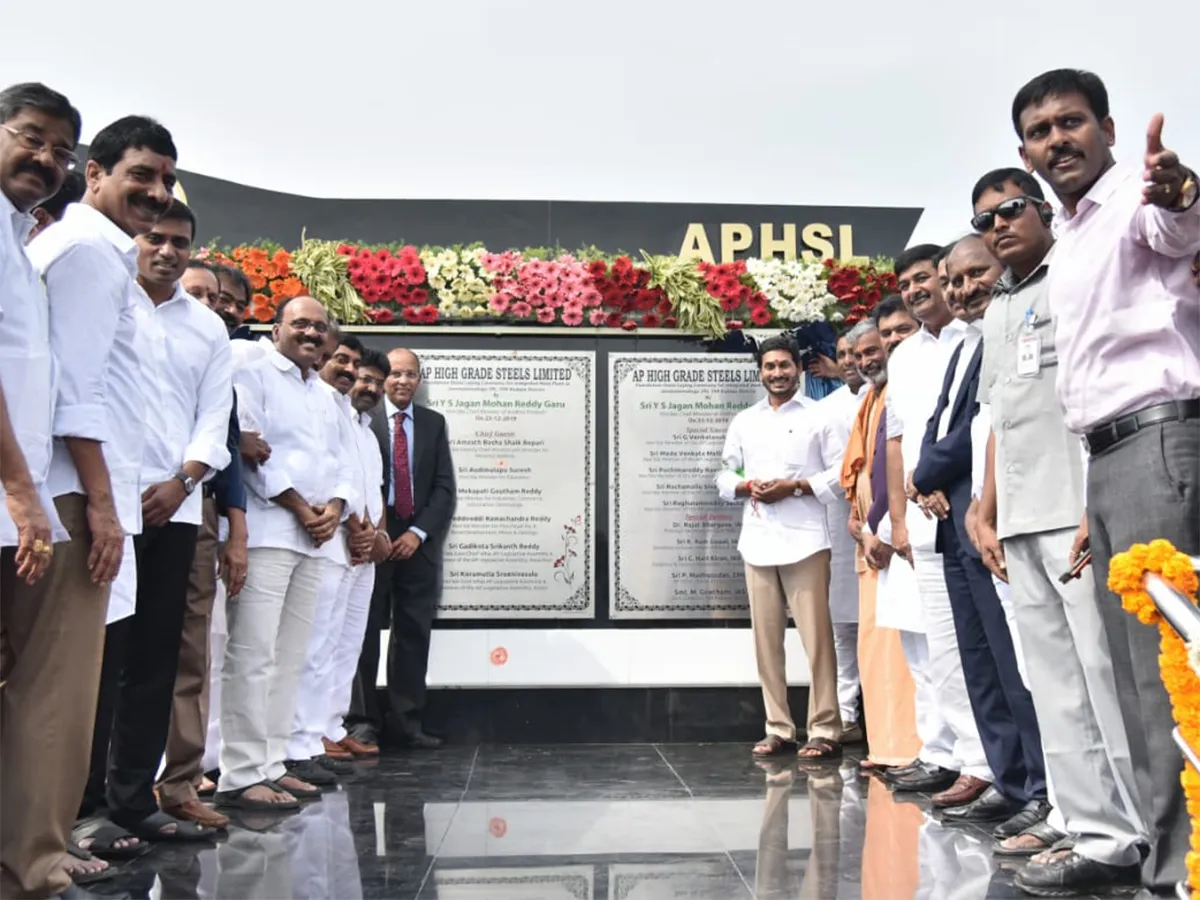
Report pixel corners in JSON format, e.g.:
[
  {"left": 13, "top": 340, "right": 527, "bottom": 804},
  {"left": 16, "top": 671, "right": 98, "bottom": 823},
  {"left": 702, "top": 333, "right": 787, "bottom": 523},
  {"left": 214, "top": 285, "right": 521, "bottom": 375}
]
[{"left": 1109, "top": 538, "right": 1200, "bottom": 892}]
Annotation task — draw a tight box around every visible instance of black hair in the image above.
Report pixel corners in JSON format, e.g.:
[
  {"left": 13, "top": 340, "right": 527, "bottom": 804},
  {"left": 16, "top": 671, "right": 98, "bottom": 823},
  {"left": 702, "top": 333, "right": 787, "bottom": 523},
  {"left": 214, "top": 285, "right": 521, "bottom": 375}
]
[
  {"left": 1011, "top": 69, "right": 1109, "bottom": 138},
  {"left": 212, "top": 264, "right": 253, "bottom": 304},
  {"left": 336, "top": 334, "right": 365, "bottom": 355},
  {"left": 157, "top": 198, "right": 196, "bottom": 240},
  {"left": 754, "top": 334, "right": 800, "bottom": 366},
  {"left": 872, "top": 294, "right": 909, "bottom": 324},
  {"left": 34, "top": 169, "right": 85, "bottom": 220},
  {"left": 933, "top": 241, "right": 958, "bottom": 266},
  {"left": 359, "top": 348, "right": 391, "bottom": 378},
  {"left": 894, "top": 244, "right": 942, "bottom": 279},
  {"left": 185, "top": 260, "right": 213, "bottom": 271},
  {"left": 0, "top": 82, "right": 82, "bottom": 144},
  {"left": 970, "top": 167, "right": 1045, "bottom": 206},
  {"left": 88, "top": 115, "right": 177, "bottom": 172}
]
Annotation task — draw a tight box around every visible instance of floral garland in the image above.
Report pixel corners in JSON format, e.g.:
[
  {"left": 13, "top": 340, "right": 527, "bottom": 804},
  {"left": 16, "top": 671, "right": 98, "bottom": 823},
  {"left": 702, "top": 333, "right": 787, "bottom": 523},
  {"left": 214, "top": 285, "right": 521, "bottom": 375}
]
[
  {"left": 1108, "top": 538, "right": 1200, "bottom": 893},
  {"left": 203, "top": 236, "right": 894, "bottom": 338}
]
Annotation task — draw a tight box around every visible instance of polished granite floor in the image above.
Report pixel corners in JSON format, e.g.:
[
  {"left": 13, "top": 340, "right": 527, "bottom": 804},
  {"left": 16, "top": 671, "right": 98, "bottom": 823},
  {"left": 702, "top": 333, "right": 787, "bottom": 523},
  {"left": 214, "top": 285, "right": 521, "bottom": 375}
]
[{"left": 88, "top": 743, "right": 1126, "bottom": 900}]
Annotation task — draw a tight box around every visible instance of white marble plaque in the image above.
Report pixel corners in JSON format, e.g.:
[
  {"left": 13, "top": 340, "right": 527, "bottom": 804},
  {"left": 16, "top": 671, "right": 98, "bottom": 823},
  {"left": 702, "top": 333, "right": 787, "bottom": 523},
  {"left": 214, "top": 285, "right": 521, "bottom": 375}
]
[
  {"left": 608, "top": 354, "right": 763, "bottom": 619},
  {"left": 434, "top": 865, "right": 594, "bottom": 900},
  {"left": 419, "top": 350, "right": 595, "bottom": 618}
]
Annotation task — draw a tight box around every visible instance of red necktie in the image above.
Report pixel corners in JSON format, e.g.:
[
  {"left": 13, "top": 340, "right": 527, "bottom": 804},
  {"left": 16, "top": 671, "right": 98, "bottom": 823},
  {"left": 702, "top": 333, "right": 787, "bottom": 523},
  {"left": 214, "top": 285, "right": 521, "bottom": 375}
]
[{"left": 393, "top": 411, "right": 414, "bottom": 519}]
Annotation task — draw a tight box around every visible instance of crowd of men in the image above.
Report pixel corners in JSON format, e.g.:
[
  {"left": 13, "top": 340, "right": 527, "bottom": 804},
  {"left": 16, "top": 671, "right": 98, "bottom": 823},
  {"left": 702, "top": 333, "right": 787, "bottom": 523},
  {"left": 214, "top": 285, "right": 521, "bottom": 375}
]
[
  {"left": 720, "top": 68, "right": 1198, "bottom": 898},
  {"left": 0, "top": 81, "right": 457, "bottom": 899}
]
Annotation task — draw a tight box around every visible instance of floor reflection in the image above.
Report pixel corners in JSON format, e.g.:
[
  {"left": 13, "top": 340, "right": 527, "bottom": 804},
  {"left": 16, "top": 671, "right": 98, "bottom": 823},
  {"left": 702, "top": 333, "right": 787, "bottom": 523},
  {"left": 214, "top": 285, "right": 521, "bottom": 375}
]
[{"left": 92, "top": 744, "right": 1115, "bottom": 899}]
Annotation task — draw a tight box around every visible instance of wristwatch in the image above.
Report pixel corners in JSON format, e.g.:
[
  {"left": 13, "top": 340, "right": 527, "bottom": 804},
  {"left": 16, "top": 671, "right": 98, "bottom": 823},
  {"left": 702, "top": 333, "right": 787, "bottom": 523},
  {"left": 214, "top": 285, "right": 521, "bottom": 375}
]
[
  {"left": 1170, "top": 169, "right": 1199, "bottom": 211},
  {"left": 174, "top": 471, "right": 197, "bottom": 495}
]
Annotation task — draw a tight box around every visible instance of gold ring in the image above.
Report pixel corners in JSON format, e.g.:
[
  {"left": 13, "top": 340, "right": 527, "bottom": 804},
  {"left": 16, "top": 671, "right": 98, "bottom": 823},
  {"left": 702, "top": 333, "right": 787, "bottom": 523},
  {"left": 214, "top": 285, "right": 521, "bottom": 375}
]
[{"left": 33, "top": 539, "right": 47, "bottom": 554}]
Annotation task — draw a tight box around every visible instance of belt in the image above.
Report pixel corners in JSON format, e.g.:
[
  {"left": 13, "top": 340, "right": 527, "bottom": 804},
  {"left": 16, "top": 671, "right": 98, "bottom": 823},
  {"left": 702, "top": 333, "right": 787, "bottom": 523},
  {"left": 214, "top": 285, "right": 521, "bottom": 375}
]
[{"left": 1084, "top": 399, "right": 1200, "bottom": 456}]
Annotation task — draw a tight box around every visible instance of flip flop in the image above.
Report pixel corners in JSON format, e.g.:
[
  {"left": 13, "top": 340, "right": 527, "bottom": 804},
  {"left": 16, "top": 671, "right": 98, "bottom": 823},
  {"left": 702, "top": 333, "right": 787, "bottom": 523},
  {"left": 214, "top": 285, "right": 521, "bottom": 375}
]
[
  {"left": 214, "top": 781, "right": 301, "bottom": 812},
  {"left": 64, "top": 841, "right": 119, "bottom": 885},
  {"left": 797, "top": 737, "right": 843, "bottom": 760},
  {"left": 995, "top": 821, "right": 1071, "bottom": 858},
  {"left": 265, "top": 778, "right": 322, "bottom": 801},
  {"left": 751, "top": 735, "right": 797, "bottom": 758},
  {"left": 71, "top": 817, "right": 147, "bottom": 860},
  {"left": 123, "top": 810, "right": 217, "bottom": 843}
]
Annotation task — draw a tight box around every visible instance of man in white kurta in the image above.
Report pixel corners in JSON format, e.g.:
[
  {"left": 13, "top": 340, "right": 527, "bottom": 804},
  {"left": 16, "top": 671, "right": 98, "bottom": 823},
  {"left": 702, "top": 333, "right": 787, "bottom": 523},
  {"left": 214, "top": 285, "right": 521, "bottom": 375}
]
[
  {"left": 817, "top": 333, "right": 867, "bottom": 740},
  {"left": 717, "top": 336, "right": 849, "bottom": 759}
]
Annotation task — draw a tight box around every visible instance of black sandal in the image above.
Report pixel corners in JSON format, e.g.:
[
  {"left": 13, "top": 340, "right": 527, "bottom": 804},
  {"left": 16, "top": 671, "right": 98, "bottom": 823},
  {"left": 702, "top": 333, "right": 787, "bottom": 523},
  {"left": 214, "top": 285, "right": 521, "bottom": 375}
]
[
  {"left": 751, "top": 735, "right": 797, "bottom": 757},
  {"left": 994, "top": 820, "right": 1069, "bottom": 858},
  {"left": 64, "top": 841, "right": 119, "bottom": 885},
  {"left": 214, "top": 781, "right": 301, "bottom": 812},
  {"left": 797, "top": 737, "right": 843, "bottom": 760},
  {"left": 70, "top": 817, "right": 146, "bottom": 860},
  {"left": 123, "top": 810, "right": 216, "bottom": 843}
]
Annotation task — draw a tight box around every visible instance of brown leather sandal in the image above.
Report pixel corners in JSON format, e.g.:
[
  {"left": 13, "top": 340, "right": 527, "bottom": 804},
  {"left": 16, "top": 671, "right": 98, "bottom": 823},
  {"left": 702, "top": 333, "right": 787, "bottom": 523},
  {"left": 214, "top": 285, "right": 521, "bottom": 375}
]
[
  {"left": 751, "top": 735, "right": 797, "bottom": 757},
  {"left": 797, "top": 737, "right": 843, "bottom": 760}
]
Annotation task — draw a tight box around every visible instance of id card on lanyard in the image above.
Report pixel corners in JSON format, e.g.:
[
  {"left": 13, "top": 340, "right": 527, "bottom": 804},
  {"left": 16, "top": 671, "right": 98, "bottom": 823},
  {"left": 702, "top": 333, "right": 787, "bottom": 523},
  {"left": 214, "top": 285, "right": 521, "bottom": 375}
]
[{"left": 1017, "top": 307, "right": 1040, "bottom": 377}]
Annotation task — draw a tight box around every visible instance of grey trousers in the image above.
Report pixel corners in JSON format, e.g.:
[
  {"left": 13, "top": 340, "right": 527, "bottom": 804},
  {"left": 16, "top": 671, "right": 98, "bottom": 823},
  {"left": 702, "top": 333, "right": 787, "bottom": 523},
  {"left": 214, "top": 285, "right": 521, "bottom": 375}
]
[
  {"left": 1087, "top": 418, "right": 1200, "bottom": 890},
  {"left": 1005, "top": 527, "right": 1144, "bottom": 866}
]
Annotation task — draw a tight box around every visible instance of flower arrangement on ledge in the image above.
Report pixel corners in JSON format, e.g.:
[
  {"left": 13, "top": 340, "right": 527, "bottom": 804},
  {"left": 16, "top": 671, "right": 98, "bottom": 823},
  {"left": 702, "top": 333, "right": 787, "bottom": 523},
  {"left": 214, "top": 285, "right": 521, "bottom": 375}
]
[{"left": 198, "top": 237, "right": 896, "bottom": 339}]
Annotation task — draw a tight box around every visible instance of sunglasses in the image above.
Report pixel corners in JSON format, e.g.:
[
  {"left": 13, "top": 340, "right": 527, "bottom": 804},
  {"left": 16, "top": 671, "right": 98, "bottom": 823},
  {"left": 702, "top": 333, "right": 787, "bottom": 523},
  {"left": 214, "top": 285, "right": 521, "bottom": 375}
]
[{"left": 970, "top": 196, "right": 1042, "bottom": 233}]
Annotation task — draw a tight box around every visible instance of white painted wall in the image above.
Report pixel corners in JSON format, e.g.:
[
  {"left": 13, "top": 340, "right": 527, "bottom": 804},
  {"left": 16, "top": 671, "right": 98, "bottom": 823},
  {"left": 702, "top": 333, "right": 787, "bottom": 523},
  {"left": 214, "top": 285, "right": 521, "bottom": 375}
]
[{"left": 5, "top": 1, "right": 1194, "bottom": 246}]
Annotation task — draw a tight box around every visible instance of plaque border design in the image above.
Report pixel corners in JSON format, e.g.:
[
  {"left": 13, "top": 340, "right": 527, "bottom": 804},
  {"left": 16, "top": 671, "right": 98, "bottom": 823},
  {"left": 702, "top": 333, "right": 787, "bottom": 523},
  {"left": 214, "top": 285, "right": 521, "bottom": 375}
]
[
  {"left": 608, "top": 354, "right": 757, "bottom": 619},
  {"left": 427, "top": 350, "right": 595, "bottom": 618},
  {"left": 435, "top": 871, "right": 592, "bottom": 900}
]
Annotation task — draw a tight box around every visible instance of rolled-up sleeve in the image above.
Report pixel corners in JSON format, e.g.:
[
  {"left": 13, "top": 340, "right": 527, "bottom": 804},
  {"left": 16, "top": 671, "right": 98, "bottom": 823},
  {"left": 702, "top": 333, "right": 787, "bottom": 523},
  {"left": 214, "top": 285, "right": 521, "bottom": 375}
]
[
  {"left": 46, "top": 245, "right": 123, "bottom": 442},
  {"left": 184, "top": 333, "right": 233, "bottom": 477},
  {"left": 716, "top": 415, "right": 744, "bottom": 502}
]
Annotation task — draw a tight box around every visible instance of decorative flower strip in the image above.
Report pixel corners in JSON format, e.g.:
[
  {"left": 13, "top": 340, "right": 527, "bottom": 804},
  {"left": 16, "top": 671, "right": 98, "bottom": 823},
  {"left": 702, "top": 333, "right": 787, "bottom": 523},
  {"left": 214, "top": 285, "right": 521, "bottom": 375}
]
[
  {"left": 1108, "top": 538, "right": 1200, "bottom": 892},
  {"left": 203, "top": 237, "right": 894, "bottom": 338}
]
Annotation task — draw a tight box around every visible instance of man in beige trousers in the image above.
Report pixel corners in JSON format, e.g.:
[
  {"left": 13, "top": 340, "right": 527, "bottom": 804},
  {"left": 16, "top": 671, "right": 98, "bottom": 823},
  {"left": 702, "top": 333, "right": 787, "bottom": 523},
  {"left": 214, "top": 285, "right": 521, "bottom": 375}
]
[{"left": 717, "top": 335, "right": 850, "bottom": 761}]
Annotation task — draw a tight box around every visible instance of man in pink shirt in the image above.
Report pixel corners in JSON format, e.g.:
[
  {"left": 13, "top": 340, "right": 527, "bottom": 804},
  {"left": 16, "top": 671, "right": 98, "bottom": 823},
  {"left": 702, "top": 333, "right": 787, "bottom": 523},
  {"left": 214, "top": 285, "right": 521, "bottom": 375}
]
[{"left": 1010, "top": 68, "right": 1199, "bottom": 898}]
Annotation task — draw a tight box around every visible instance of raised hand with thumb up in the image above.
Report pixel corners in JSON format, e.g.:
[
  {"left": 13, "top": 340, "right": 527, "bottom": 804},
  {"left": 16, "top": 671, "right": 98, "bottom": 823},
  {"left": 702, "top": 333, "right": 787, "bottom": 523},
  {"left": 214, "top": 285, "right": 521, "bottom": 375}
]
[{"left": 1142, "top": 113, "right": 1191, "bottom": 207}]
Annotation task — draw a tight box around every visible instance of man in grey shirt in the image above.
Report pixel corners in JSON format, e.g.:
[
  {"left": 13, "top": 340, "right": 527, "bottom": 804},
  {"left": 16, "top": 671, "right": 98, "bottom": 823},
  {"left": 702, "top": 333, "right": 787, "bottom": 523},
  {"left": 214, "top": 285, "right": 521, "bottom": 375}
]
[{"left": 969, "top": 167, "right": 1145, "bottom": 895}]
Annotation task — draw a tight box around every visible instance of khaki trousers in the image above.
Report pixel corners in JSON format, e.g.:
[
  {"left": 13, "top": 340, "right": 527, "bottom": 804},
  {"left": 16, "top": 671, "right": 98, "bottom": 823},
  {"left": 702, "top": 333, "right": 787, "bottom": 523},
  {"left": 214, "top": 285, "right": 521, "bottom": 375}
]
[
  {"left": 745, "top": 550, "right": 842, "bottom": 742},
  {"left": 157, "top": 497, "right": 219, "bottom": 807},
  {"left": 0, "top": 494, "right": 109, "bottom": 899}
]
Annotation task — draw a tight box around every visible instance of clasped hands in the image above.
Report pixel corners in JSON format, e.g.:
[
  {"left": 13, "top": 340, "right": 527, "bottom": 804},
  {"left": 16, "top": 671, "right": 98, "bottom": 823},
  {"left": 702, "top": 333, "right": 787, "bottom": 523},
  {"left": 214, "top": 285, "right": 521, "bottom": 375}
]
[
  {"left": 743, "top": 478, "right": 809, "bottom": 504},
  {"left": 347, "top": 513, "right": 392, "bottom": 565},
  {"left": 904, "top": 471, "right": 949, "bottom": 521},
  {"left": 296, "top": 499, "right": 344, "bottom": 548}
]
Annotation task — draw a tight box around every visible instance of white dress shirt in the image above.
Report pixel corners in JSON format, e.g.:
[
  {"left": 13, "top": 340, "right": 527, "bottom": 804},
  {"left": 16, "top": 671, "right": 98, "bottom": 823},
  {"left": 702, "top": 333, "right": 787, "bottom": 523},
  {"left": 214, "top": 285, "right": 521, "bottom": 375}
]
[
  {"left": 883, "top": 320, "right": 967, "bottom": 551},
  {"left": 27, "top": 203, "right": 145, "bottom": 535},
  {"left": 971, "top": 404, "right": 991, "bottom": 501},
  {"left": 0, "top": 190, "right": 67, "bottom": 545},
  {"left": 132, "top": 282, "right": 233, "bottom": 525},
  {"left": 231, "top": 334, "right": 273, "bottom": 372},
  {"left": 716, "top": 393, "right": 849, "bottom": 568},
  {"left": 354, "top": 409, "right": 386, "bottom": 527},
  {"left": 382, "top": 396, "right": 427, "bottom": 542},
  {"left": 818, "top": 383, "right": 865, "bottom": 624},
  {"left": 936, "top": 321, "right": 983, "bottom": 440},
  {"left": 1048, "top": 161, "right": 1200, "bottom": 432},
  {"left": 234, "top": 347, "right": 356, "bottom": 557}
]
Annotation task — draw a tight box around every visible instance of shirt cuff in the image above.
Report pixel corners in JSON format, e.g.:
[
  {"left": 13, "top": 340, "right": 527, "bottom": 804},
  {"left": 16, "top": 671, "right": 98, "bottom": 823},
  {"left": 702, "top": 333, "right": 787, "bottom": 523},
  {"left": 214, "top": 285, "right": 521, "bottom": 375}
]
[
  {"left": 183, "top": 441, "right": 231, "bottom": 481},
  {"left": 260, "top": 466, "right": 294, "bottom": 500},
  {"left": 409, "top": 526, "right": 427, "bottom": 543},
  {"left": 715, "top": 471, "right": 741, "bottom": 502},
  {"left": 53, "top": 403, "right": 110, "bottom": 443},
  {"left": 809, "top": 475, "right": 836, "bottom": 506}
]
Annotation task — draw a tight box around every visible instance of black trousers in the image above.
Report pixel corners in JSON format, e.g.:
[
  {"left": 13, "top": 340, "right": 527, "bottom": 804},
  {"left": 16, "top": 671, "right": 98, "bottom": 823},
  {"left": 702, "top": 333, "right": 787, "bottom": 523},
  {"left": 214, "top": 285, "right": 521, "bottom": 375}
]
[
  {"left": 80, "top": 523, "right": 197, "bottom": 825},
  {"left": 941, "top": 522, "right": 1046, "bottom": 803},
  {"left": 347, "top": 512, "right": 440, "bottom": 738}
]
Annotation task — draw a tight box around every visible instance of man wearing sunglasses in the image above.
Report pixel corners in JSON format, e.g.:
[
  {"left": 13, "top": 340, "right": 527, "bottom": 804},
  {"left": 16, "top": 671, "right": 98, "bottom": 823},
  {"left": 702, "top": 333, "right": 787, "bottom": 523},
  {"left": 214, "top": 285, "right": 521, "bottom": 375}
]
[
  {"left": 1010, "top": 68, "right": 1199, "bottom": 897},
  {"left": 968, "top": 166, "right": 1146, "bottom": 895}
]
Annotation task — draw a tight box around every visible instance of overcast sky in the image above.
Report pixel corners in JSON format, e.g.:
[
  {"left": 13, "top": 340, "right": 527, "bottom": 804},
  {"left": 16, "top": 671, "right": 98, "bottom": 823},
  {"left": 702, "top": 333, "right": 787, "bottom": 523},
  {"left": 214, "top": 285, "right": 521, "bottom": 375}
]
[{"left": 4, "top": 0, "right": 1195, "bottom": 246}]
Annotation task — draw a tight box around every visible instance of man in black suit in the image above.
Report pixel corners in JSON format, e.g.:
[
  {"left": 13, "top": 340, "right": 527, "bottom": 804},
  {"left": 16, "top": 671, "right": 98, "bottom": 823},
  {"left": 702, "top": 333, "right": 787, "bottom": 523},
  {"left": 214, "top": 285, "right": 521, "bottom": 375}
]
[
  {"left": 346, "top": 347, "right": 456, "bottom": 749},
  {"left": 910, "top": 236, "right": 1045, "bottom": 825}
]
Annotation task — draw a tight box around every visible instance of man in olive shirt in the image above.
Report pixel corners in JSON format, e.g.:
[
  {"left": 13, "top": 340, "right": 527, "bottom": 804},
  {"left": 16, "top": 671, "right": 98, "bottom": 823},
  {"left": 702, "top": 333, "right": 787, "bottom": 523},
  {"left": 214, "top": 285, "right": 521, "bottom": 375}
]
[{"left": 969, "top": 168, "right": 1144, "bottom": 892}]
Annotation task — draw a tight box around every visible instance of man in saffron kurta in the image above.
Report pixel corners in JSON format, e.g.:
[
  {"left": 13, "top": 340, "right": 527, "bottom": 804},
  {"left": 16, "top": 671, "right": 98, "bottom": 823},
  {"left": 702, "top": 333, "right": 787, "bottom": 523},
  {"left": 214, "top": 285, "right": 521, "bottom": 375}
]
[{"left": 840, "top": 317, "right": 921, "bottom": 768}]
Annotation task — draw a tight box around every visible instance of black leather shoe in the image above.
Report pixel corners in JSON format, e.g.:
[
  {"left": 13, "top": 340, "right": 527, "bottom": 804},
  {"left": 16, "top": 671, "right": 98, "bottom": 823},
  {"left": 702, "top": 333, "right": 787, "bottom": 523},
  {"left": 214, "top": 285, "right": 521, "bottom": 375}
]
[
  {"left": 400, "top": 729, "right": 445, "bottom": 749},
  {"left": 992, "top": 799, "right": 1051, "bottom": 839},
  {"left": 284, "top": 759, "right": 337, "bottom": 787},
  {"left": 1014, "top": 850, "right": 1139, "bottom": 896},
  {"left": 889, "top": 764, "right": 959, "bottom": 793},
  {"left": 939, "top": 785, "right": 1024, "bottom": 824}
]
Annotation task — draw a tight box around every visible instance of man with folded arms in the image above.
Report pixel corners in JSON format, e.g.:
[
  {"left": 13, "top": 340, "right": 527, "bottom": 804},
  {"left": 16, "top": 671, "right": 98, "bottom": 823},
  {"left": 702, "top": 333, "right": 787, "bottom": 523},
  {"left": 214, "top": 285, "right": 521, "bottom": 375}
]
[
  {"left": 216, "top": 295, "right": 355, "bottom": 811},
  {"left": 1009, "top": 67, "right": 1199, "bottom": 897}
]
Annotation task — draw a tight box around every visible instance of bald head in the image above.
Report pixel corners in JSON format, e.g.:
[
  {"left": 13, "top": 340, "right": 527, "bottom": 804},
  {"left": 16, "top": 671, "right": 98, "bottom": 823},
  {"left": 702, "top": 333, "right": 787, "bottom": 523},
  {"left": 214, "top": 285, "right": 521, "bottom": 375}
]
[{"left": 385, "top": 347, "right": 422, "bottom": 408}]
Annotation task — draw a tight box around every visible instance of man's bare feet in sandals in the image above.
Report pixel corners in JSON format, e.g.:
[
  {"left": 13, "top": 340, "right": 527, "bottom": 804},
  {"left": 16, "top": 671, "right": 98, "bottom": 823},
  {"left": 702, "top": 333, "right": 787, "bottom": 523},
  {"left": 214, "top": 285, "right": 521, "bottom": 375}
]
[
  {"left": 275, "top": 774, "right": 318, "bottom": 796},
  {"left": 198, "top": 775, "right": 217, "bottom": 794},
  {"left": 242, "top": 783, "right": 297, "bottom": 805},
  {"left": 751, "top": 735, "right": 797, "bottom": 757},
  {"left": 60, "top": 849, "right": 108, "bottom": 881},
  {"left": 797, "top": 737, "right": 843, "bottom": 760}
]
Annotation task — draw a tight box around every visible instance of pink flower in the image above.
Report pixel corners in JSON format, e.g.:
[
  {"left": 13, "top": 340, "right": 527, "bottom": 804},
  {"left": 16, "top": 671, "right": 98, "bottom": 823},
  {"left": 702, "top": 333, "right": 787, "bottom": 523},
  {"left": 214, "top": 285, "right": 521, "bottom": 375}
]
[
  {"left": 589, "top": 308, "right": 607, "bottom": 326},
  {"left": 511, "top": 301, "right": 533, "bottom": 318},
  {"left": 489, "top": 293, "right": 511, "bottom": 314},
  {"left": 536, "top": 307, "right": 556, "bottom": 324},
  {"left": 562, "top": 306, "right": 584, "bottom": 326},
  {"left": 581, "top": 288, "right": 603, "bottom": 308}
]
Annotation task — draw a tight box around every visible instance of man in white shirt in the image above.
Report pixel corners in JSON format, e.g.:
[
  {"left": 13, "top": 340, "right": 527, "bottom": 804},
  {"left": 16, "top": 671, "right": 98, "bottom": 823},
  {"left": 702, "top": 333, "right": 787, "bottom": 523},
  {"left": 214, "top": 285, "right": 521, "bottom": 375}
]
[
  {"left": 286, "top": 336, "right": 390, "bottom": 783},
  {"left": 24, "top": 114, "right": 178, "bottom": 867},
  {"left": 717, "top": 335, "right": 849, "bottom": 760},
  {"left": 817, "top": 333, "right": 866, "bottom": 742},
  {"left": 0, "top": 80, "right": 92, "bottom": 900},
  {"left": 881, "top": 245, "right": 993, "bottom": 808},
  {"left": 217, "top": 295, "right": 355, "bottom": 811},
  {"left": 78, "top": 200, "right": 233, "bottom": 844},
  {"left": 1009, "top": 67, "right": 1199, "bottom": 897}
]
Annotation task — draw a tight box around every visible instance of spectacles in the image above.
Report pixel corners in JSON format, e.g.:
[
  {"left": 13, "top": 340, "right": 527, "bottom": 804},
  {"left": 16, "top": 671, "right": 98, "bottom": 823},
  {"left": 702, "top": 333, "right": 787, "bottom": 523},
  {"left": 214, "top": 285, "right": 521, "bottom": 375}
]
[
  {"left": 288, "top": 318, "right": 329, "bottom": 334},
  {"left": 970, "top": 196, "right": 1042, "bottom": 233},
  {"left": 1, "top": 124, "right": 79, "bottom": 171}
]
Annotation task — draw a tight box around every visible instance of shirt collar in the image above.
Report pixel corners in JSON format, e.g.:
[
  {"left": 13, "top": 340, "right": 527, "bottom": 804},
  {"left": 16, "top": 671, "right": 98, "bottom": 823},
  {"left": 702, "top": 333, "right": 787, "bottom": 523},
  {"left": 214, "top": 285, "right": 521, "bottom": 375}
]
[
  {"left": 136, "top": 279, "right": 189, "bottom": 309},
  {"left": 384, "top": 397, "right": 413, "bottom": 419},
  {"left": 62, "top": 202, "right": 137, "bottom": 271},
  {"left": 0, "top": 189, "right": 36, "bottom": 246},
  {"left": 997, "top": 243, "right": 1056, "bottom": 293},
  {"left": 754, "top": 393, "right": 811, "bottom": 413},
  {"left": 1061, "top": 160, "right": 1132, "bottom": 221},
  {"left": 267, "top": 345, "right": 319, "bottom": 382}
]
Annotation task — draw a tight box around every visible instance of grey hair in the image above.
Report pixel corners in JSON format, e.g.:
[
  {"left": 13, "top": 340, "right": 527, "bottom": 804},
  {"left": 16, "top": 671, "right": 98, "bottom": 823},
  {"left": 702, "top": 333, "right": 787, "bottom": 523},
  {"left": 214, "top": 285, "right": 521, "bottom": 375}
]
[{"left": 846, "top": 320, "right": 879, "bottom": 345}]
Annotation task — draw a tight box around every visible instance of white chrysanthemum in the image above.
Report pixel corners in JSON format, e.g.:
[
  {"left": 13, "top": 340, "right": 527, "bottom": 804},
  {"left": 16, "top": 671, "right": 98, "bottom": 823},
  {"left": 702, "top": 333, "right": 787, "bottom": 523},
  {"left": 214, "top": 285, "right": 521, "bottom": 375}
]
[
  {"left": 746, "top": 257, "right": 837, "bottom": 324},
  {"left": 422, "top": 247, "right": 495, "bottom": 319}
]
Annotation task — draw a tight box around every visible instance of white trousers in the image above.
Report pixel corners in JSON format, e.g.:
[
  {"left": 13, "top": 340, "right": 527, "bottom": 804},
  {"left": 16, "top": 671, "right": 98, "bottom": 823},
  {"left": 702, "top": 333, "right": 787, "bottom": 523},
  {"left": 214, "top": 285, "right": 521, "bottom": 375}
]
[
  {"left": 832, "top": 622, "right": 860, "bottom": 726},
  {"left": 288, "top": 560, "right": 375, "bottom": 760},
  {"left": 906, "top": 549, "right": 991, "bottom": 780},
  {"left": 203, "top": 575, "right": 227, "bottom": 774},
  {"left": 218, "top": 548, "right": 325, "bottom": 792}
]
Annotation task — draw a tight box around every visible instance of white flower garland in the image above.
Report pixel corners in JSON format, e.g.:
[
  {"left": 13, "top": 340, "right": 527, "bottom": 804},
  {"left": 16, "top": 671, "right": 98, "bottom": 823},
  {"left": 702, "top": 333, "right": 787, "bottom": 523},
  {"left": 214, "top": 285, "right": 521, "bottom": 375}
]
[{"left": 745, "top": 257, "right": 838, "bottom": 325}]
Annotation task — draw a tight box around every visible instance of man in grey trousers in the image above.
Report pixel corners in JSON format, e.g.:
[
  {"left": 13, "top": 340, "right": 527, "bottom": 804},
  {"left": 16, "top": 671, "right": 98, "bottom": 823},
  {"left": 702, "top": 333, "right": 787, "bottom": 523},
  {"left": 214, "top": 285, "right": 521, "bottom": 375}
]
[
  {"left": 1008, "top": 68, "right": 1199, "bottom": 897},
  {"left": 968, "top": 165, "right": 1146, "bottom": 892}
]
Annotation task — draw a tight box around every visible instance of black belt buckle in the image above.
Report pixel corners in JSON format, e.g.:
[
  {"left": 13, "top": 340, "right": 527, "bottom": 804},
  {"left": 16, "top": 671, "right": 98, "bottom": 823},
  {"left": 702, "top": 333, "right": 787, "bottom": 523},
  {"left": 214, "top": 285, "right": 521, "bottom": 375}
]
[{"left": 1086, "top": 399, "right": 1200, "bottom": 456}]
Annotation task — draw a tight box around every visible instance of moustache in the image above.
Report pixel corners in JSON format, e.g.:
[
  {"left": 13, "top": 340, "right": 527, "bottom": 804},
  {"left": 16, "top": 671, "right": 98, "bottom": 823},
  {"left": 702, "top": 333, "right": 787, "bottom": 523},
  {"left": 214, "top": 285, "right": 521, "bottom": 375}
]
[
  {"left": 298, "top": 336, "right": 324, "bottom": 347},
  {"left": 132, "top": 193, "right": 170, "bottom": 217},
  {"left": 1049, "top": 147, "right": 1083, "bottom": 166},
  {"left": 964, "top": 287, "right": 991, "bottom": 307},
  {"left": 15, "top": 160, "right": 57, "bottom": 189}
]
